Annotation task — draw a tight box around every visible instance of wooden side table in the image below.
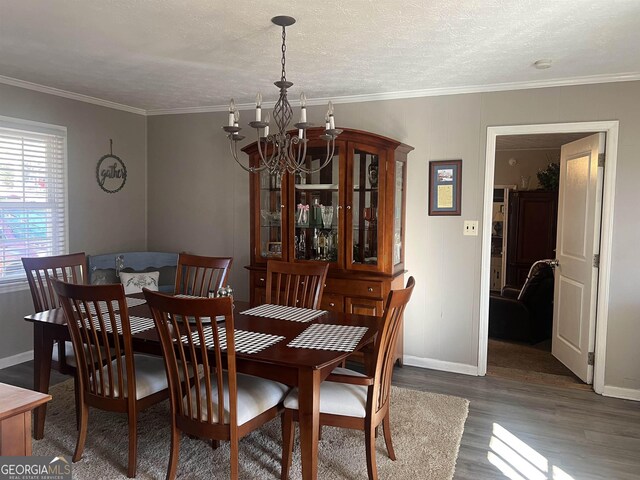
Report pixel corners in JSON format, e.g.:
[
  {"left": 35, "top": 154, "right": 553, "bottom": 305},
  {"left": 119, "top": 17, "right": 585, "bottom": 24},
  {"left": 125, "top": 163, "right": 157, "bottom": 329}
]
[{"left": 0, "top": 383, "right": 51, "bottom": 455}]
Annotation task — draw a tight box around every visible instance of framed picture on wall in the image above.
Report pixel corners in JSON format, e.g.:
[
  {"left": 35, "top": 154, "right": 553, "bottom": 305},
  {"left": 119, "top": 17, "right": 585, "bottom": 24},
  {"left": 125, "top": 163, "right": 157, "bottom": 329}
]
[{"left": 429, "top": 159, "right": 462, "bottom": 216}]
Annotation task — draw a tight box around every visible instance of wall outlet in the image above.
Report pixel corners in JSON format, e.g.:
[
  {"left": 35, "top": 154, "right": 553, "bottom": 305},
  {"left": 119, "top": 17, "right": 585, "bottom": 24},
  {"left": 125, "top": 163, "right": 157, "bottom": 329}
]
[{"left": 464, "top": 220, "right": 479, "bottom": 236}]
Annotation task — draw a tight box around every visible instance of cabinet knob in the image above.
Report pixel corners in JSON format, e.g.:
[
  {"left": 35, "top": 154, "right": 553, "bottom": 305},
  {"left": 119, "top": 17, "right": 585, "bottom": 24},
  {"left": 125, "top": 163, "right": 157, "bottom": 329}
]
[
  {"left": 346, "top": 205, "right": 351, "bottom": 210},
  {"left": 280, "top": 204, "right": 285, "bottom": 209},
  {"left": 368, "top": 287, "right": 374, "bottom": 292},
  {"left": 329, "top": 302, "right": 335, "bottom": 307},
  {"left": 259, "top": 277, "right": 265, "bottom": 282},
  {"left": 324, "top": 283, "right": 327, "bottom": 287},
  {"left": 337, "top": 205, "right": 343, "bottom": 210}
]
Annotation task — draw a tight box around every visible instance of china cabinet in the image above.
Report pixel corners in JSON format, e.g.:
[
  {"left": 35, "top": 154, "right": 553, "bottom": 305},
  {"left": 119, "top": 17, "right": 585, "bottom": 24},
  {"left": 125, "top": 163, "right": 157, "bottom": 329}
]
[{"left": 244, "top": 128, "right": 413, "bottom": 365}]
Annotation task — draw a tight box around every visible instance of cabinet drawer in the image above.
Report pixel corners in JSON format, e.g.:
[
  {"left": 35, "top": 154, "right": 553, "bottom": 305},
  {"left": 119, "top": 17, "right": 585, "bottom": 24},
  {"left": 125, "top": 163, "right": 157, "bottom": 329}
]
[
  {"left": 320, "top": 293, "right": 344, "bottom": 312},
  {"left": 345, "top": 297, "right": 385, "bottom": 317},
  {"left": 326, "top": 279, "right": 383, "bottom": 299}
]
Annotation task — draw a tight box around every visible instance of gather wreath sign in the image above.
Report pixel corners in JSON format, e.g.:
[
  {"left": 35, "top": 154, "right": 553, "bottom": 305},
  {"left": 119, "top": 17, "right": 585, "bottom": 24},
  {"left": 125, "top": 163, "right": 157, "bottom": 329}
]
[{"left": 96, "top": 143, "right": 127, "bottom": 193}]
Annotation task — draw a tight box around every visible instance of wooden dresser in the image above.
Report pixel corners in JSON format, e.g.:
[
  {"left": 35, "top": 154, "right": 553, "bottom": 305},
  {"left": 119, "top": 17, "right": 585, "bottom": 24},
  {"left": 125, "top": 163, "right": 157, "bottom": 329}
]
[{"left": 0, "top": 383, "right": 51, "bottom": 455}]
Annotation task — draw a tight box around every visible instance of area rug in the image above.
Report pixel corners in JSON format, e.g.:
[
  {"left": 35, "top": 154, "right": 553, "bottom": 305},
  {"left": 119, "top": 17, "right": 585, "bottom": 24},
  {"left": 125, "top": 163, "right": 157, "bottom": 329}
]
[{"left": 34, "top": 380, "right": 469, "bottom": 479}]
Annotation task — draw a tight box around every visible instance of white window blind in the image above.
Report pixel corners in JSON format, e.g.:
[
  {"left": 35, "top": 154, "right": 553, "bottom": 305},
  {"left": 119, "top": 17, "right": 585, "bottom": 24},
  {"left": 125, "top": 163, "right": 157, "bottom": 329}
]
[{"left": 0, "top": 117, "right": 67, "bottom": 287}]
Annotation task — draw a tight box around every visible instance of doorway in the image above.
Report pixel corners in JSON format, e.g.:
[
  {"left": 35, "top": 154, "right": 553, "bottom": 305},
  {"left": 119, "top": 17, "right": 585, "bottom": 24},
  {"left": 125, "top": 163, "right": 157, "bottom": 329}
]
[
  {"left": 487, "top": 135, "right": 591, "bottom": 388},
  {"left": 478, "top": 121, "right": 620, "bottom": 395}
]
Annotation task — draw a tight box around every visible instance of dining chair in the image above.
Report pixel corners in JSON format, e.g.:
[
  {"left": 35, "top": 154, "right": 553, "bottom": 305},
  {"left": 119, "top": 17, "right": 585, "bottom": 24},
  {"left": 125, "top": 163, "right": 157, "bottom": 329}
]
[
  {"left": 280, "top": 276, "right": 415, "bottom": 480},
  {"left": 143, "top": 290, "right": 289, "bottom": 480},
  {"left": 52, "top": 278, "right": 170, "bottom": 478},
  {"left": 22, "top": 252, "right": 88, "bottom": 375},
  {"left": 265, "top": 260, "right": 329, "bottom": 309},
  {"left": 174, "top": 253, "right": 232, "bottom": 297}
]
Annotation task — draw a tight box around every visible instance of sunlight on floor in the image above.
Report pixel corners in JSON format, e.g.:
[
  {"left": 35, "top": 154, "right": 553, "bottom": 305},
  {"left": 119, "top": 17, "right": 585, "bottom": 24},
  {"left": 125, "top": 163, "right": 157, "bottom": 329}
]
[{"left": 488, "top": 423, "right": 575, "bottom": 480}]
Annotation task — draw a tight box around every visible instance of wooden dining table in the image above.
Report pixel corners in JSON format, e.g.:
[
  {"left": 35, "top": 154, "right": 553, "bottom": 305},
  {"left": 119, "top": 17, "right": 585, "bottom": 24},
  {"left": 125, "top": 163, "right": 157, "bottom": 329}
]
[{"left": 24, "top": 296, "right": 379, "bottom": 480}]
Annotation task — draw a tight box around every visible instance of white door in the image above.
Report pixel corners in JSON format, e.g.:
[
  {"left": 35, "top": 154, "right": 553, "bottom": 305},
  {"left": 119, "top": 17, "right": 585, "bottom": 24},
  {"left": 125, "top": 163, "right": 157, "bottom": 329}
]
[{"left": 552, "top": 133, "right": 605, "bottom": 383}]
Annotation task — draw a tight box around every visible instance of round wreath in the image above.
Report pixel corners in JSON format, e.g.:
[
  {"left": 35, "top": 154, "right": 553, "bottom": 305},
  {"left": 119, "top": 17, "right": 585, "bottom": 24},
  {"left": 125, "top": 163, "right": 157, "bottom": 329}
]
[{"left": 96, "top": 154, "right": 127, "bottom": 193}]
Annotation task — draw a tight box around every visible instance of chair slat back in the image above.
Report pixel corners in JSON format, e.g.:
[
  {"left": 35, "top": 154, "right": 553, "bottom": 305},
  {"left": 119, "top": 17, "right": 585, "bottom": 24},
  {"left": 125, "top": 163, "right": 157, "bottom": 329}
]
[
  {"left": 265, "top": 260, "right": 329, "bottom": 309},
  {"left": 144, "top": 290, "right": 237, "bottom": 430},
  {"left": 51, "top": 279, "right": 135, "bottom": 402},
  {"left": 22, "top": 253, "right": 87, "bottom": 312},
  {"left": 174, "top": 253, "right": 232, "bottom": 297},
  {"left": 371, "top": 277, "right": 415, "bottom": 415}
]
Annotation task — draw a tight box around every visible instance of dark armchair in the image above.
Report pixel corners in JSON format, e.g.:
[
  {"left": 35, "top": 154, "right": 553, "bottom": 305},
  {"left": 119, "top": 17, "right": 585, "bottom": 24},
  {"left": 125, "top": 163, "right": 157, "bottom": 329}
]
[{"left": 489, "top": 260, "right": 555, "bottom": 344}]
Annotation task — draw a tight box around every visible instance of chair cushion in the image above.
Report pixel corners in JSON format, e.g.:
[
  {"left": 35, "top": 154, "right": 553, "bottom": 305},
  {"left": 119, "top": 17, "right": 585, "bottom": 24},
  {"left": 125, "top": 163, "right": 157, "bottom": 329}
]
[
  {"left": 283, "top": 367, "right": 369, "bottom": 418},
  {"left": 52, "top": 341, "right": 113, "bottom": 368},
  {"left": 185, "top": 373, "right": 289, "bottom": 426},
  {"left": 87, "top": 252, "right": 178, "bottom": 292},
  {"left": 90, "top": 266, "right": 176, "bottom": 292},
  {"left": 95, "top": 354, "right": 168, "bottom": 400}
]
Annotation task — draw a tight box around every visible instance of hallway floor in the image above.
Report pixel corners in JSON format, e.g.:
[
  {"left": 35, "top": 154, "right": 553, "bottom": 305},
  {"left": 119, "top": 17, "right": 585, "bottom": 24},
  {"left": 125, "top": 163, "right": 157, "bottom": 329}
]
[{"left": 487, "top": 338, "right": 589, "bottom": 390}]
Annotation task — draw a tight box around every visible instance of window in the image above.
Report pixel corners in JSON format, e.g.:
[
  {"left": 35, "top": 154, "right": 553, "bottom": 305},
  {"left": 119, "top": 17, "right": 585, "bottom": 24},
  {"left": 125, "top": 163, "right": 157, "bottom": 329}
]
[{"left": 0, "top": 116, "right": 67, "bottom": 290}]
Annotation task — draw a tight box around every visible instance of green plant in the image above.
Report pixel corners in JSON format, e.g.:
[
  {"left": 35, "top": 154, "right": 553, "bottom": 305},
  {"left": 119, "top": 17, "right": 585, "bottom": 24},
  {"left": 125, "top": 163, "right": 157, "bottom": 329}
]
[{"left": 537, "top": 162, "right": 560, "bottom": 191}]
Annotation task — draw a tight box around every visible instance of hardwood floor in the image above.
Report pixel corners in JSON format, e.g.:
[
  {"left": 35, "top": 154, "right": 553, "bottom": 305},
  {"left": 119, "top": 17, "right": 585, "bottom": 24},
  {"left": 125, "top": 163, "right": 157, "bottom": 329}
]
[
  {"left": 392, "top": 366, "right": 640, "bottom": 480},
  {"left": 1, "top": 361, "right": 638, "bottom": 479}
]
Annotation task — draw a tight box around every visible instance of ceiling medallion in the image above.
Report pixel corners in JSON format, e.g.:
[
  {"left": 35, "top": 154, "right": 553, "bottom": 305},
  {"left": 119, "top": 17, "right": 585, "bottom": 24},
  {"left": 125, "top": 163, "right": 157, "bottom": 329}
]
[{"left": 222, "top": 16, "right": 342, "bottom": 175}]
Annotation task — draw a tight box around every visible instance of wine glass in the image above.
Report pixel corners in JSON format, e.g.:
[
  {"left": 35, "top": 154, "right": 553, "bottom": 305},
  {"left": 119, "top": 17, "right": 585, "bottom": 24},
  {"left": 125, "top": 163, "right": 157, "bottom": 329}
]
[{"left": 320, "top": 206, "right": 334, "bottom": 229}]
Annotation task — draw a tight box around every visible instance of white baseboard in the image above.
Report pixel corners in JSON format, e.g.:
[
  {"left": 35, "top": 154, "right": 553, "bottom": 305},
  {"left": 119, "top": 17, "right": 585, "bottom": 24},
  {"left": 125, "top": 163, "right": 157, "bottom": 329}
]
[
  {"left": 602, "top": 385, "right": 640, "bottom": 401},
  {"left": 0, "top": 350, "right": 34, "bottom": 369},
  {"left": 403, "top": 355, "right": 479, "bottom": 376}
]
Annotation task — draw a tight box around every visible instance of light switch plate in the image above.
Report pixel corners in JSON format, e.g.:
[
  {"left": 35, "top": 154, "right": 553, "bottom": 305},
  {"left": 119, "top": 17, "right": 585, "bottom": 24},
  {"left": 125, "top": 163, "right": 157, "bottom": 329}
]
[{"left": 464, "top": 220, "right": 479, "bottom": 236}]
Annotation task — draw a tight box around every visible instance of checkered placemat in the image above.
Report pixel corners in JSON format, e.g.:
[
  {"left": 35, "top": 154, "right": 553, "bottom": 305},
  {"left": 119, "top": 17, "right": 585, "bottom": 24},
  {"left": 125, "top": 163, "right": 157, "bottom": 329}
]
[
  {"left": 125, "top": 297, "right": 147, "bottom": 308},
  {"left": 287, "top": 324, "right": 369, "bottom": 352},
  {"left": 82, "top": 297, "right": 147, "bottom": 316},
  {"left": 181, "top": 326, "right": 284, "bottom": 354},
  {"left": 79, "top": 315, "right": 156, "bottom": 335},
  {"left": 241, "top": 304, "right": 327, "bottom": 323},
  {"left": 173, "top": 294, "right": 225, "bottom": 322}
]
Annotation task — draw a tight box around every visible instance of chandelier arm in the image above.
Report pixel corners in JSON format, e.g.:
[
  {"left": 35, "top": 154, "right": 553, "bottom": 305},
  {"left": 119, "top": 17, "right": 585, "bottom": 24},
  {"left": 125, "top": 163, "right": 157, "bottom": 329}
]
[
  {"left": 294, "top": 139, "right": 309, "bottom": 171},
  {"left": 229, "top": 137, "right": 268, "bottom": 173},
  {"left": 287, "top": 136, "right": 302, "bottom": 173},
  {"left": 269, "top": 135, "right": 285, "bottom": 173},
  {"left": 255, "top": 133, "right": 272, "bottom": 167}
]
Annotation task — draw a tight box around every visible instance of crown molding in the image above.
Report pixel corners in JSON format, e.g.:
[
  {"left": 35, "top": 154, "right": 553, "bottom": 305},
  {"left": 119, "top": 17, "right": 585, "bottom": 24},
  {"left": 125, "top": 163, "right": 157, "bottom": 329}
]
[
  {"left": 2, "top": 71, "right": 639, "bottom": 117},
  {"left": 0, "top": 75, "right": 147, "bottom": 116},
  {"left": 146, "top": 72, "right": 640, "bottom": 116}
]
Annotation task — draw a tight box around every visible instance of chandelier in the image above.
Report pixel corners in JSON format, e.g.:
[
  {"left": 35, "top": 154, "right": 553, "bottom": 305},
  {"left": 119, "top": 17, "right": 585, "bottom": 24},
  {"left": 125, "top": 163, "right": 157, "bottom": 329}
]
[{"left": 222, "top": 16, "right": 341, "bottom": 175}]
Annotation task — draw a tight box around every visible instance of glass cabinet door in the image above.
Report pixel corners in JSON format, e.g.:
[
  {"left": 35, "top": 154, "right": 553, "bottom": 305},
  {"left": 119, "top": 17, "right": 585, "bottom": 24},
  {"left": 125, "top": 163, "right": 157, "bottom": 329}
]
[
  {"left": 393, "top": 159, "right": 407, "bottom": 268},
  {"left": 350, "top": 145, "right": 385, "bottom": 269},
  {"left": 258, "top": 170, "right": 283, "bottom": 260},
  {"left": 292, "top": 146, "right": 341, "bottom": 264}
]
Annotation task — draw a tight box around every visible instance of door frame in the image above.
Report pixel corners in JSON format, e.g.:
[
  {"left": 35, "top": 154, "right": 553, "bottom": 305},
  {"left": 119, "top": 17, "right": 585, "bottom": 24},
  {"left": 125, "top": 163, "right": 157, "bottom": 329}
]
[{"left": 478, "top": 121, "right": 619, "bottom": 395}]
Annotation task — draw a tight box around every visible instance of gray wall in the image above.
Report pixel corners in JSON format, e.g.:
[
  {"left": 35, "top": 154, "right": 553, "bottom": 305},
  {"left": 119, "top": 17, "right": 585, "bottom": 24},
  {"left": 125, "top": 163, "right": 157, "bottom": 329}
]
[
  {"left": 148, "top": 81, "right": 640, "bottom": 391},
  {"left": 0, "top": 83, "right": 147, "bottom": 360},
  {"left": 146, "top": 114, "right": 250, "bottom": 300}
]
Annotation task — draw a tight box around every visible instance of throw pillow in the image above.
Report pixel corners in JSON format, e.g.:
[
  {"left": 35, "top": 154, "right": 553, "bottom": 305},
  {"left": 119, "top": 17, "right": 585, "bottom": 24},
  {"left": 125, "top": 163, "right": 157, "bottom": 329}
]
[
  {"left": 90, "top": 268, "right": 119, "bottom": 285},
  {"left": 119, "top": 271, "right": 160, "bottom": 294}
]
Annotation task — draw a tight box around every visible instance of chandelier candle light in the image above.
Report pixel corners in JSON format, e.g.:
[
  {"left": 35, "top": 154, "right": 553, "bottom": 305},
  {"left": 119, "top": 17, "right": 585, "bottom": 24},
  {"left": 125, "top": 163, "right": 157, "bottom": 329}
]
[{"left": 222, "top": 16, "right": 342, "bottom": 175}]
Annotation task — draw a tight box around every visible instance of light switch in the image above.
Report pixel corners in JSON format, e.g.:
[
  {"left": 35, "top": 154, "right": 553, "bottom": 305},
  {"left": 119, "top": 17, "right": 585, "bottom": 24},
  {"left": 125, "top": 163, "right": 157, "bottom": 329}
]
[{"left": 464, "top": 220, "right": 479, "bottom": 236}]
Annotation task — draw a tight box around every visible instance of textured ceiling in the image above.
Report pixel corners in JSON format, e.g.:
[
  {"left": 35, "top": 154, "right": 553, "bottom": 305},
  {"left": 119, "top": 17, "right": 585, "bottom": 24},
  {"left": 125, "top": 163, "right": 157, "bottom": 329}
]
[
  {"left": 496, "top": 133, "right": 593, "bottom": 151},
  {"left": 1, "top": 1, "right": 639, "bottom": 112}
]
